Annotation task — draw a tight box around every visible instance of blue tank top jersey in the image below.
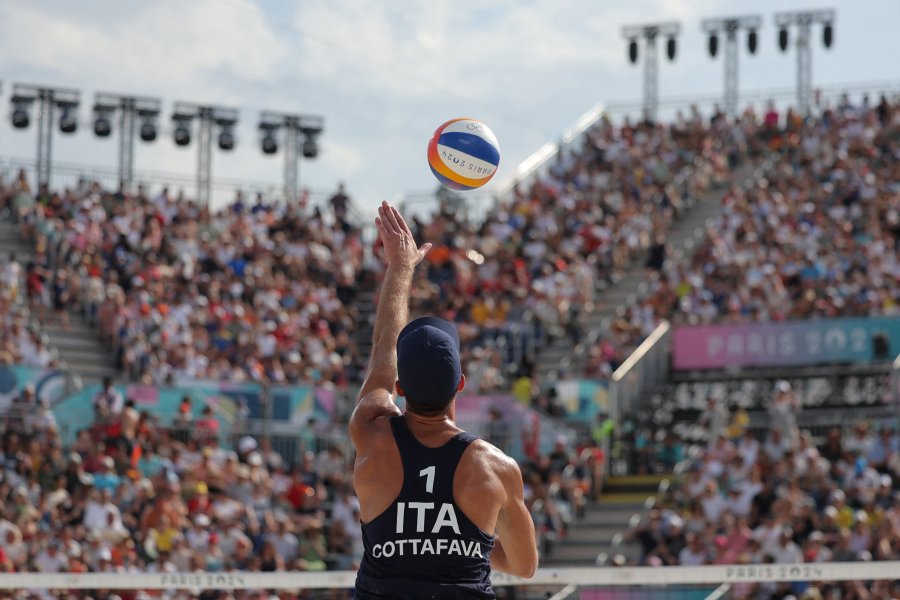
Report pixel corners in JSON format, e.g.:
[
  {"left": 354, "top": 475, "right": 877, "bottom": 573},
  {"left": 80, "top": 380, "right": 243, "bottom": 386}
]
[{"left": 355, "top": 416, "right": 495, "bottom": 599}]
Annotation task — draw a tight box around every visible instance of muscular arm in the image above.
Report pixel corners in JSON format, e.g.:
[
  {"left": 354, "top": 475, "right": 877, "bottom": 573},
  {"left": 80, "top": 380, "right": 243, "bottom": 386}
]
[
  {"left": 349, "top": 203, "right": 431, "bottom": 441},
  {"left": 491, "top": 458, "right": 539, "bottom": 578}
]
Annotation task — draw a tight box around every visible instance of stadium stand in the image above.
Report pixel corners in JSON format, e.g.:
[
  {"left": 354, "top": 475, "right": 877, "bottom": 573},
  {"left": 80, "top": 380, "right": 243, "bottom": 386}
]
[
  {"left": 576, "top": 96, "right": 898, "bottom": 384},
  {"left": 0, "top": 92, "right": 898, "bottom": 598}
]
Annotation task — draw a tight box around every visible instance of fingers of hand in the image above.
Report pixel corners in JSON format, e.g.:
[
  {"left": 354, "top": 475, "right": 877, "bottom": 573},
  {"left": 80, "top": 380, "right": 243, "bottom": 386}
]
[
  {"left": 390, "top": 204, "right": 412, "bottom": 236},
  {"left": 380, "top": 201, "right": 402, "bottom": 235}
]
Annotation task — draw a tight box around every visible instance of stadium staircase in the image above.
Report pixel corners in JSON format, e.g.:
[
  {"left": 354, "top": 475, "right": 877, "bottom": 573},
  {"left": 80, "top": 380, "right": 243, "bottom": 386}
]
[
  {"left": 541, "top": 160, "right": 761, "bottom": 565},
  {"left": 0, "top": 219, "right": 122, "bottom": 383},
  {"left": 543, "top": 474, "right": 667, "bottom": 566},
  {"left": 535, "top": 161, "right": 757, "bottom": 381}
]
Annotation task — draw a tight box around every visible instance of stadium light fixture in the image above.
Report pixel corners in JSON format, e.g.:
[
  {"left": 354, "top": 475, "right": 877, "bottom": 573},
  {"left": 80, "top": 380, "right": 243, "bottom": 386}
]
[
  {"left": 58, "top": 103, "right": 78, "bottom": 134},
  {"left": 138, "top": 109, "right": 158, "bottom": 142},
  {"left": 217, "top": 120, "right": 236, "bottom": 151},
  {"left": 92, "top": 102, "right": 114, "bottom": 137},
  {"left": 10, "top": 96, "right": 33, "bottom": 129},
  {"left": 701, "top": 15, "right": 762, "bottom": 118},
  {"left": 300, "top": 121, "right": 323, "bottom": 159},
  {"left": 259, "top": 111, "right": 325, "bottom": 203},
  {"left": 10, "top": 84, "right": 80, "bottom": 189},
  {"left": 259, "top": 123, "right": 279, "bottom": 154},
  {"left": 93, "top": 94, "right": 161, "bottom": 193},
  {"left": 708, "top": 34, "right": 718, "bottom": 58},
  {"left": 774, "top": 9, "right": 837, "bottom": 114},
  {"left": 172, "top": 114, "right": 193, "bottom": 147},
  {"left": 171, "top": 102, "right": 240, "bottom": 205},
  {"left": 622, "top": 22, "right": 681, "bottom": 122}
]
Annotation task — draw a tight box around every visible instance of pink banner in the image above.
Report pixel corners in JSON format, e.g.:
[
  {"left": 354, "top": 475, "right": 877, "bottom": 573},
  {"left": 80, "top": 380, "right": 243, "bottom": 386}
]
[{"left": 672, "top": 317, "right": 900, "bottom": 370}]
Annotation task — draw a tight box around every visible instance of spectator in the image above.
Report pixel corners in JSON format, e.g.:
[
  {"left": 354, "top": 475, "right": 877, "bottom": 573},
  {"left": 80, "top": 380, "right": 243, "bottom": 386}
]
[{"left": 93, "top": 377, "right": 123, "bottom": 422}]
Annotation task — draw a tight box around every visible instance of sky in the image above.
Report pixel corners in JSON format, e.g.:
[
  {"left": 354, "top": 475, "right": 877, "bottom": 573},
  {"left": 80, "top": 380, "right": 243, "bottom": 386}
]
[{"left": 0, "top": 0, "right": 897, "bottom": 218}]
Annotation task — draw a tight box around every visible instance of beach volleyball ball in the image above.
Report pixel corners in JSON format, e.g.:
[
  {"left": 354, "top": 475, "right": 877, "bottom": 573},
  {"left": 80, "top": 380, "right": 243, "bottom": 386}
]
[{"left": 427, "top": 118, "right": 500, "bottom": 190}]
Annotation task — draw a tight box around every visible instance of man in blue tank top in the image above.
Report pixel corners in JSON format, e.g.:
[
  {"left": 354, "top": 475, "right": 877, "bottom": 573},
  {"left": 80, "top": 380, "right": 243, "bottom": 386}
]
[{"left": 350, "top": 202, "right": 538, "bottom": 599}]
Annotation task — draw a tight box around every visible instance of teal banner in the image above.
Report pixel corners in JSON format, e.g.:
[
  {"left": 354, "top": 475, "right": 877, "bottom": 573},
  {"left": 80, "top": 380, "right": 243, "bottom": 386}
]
[
  {"left": 554, "top": 378, "right": 610, "bottom": 422},
  {"left": 38, "top": 376, "right": 337, "bottom": 445},
  {"left": 0, "top": 364, "right": 70, "bottom": 412}
]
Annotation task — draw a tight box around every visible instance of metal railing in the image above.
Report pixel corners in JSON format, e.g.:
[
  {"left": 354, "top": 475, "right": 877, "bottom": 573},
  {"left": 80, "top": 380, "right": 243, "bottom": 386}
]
[
  {"left": 608, "top": 321, "right": 672, "bottom": 425},
  {"left": 0, "top": 156, "right": 355, "bottom": 216}
]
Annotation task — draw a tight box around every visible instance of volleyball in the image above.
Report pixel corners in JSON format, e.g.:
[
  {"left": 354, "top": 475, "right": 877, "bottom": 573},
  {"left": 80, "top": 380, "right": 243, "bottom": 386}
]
[{"left": 427, "top": 118, "right": 500, "bottom": 190}]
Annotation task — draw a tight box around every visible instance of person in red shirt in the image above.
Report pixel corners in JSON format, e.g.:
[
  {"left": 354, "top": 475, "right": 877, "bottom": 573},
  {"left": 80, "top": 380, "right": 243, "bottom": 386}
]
[
  {"left": 285, "top": 469, "right": 314, "bottom": 512},
  {"left": 187, "top": 482, "right": 212, "bottom": 516}
]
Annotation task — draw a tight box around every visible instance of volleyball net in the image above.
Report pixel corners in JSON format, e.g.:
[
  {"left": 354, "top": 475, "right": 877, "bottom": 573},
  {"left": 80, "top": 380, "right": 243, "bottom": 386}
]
[{"left": 1, "top": 562, "right": 898, "bottom": 599}]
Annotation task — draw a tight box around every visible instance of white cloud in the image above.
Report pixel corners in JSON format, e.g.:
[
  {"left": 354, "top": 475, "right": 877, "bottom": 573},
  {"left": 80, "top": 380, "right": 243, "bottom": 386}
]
[{"left": 0, "top": 0, "right": 896, "bottom": 211}]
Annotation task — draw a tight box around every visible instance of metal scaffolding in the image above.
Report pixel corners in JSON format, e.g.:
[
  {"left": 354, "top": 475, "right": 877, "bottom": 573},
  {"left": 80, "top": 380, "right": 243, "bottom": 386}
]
[
  {"left": 12, "top": 84, "right": 81, "bottom": 190},
  {"left": 93, "top": 93, "right": 161, "bottom": 192},
  {"left": 774, "top": 9, "right": 836, "bottom": 114},
  {"left": 259, "top": 112, "right": 324, "bottom": 205},
  {"left": 702, "top": 15, "right": 762, "bottom": 118},
  {"left": 171, "top": 102, "right": 239, "bottom": 206},
  {"left": 622, "top": 22, "right": 681, "bottom": 122}
]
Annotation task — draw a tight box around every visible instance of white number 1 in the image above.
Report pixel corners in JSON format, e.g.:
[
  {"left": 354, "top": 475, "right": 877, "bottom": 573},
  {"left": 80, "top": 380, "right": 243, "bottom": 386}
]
[{"left": 419, "top": 466, "right": 435, "bottom": 494}]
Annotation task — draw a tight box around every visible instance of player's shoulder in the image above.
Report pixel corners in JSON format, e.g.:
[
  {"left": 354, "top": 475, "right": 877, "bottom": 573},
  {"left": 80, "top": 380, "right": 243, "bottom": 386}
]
[
  {"left": 465, "top": 438, "right": 521, "bottom": 480},
  {"left": 349, "top": 411, "right": 395, "bottom": 450}
]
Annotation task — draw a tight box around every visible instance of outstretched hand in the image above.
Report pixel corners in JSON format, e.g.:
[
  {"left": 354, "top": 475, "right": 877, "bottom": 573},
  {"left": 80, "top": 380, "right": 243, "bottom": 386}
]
[{"left": 375, "top": 201, "right": 432, "bottom": 269}]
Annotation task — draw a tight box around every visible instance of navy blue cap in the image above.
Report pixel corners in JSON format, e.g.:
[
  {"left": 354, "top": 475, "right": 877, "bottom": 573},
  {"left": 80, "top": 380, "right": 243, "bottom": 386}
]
[{"left": 397, "top": 316, "right": 462, "bottom": 407}]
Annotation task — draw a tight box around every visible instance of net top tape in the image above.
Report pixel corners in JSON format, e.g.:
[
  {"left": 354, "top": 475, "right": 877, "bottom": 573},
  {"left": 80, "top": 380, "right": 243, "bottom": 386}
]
[{"left": 0, "top": 562, "right": 898, "bottom": 590}]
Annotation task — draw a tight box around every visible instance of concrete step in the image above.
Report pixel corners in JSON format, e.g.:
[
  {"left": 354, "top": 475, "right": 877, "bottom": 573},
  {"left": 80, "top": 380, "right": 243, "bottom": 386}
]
[
  {"left": 44, "top": 334, "right": 106, "bottom": 352},
  {"left": 541, "top": 541, "right": 640, "bottom": 566},
  {"left": 58, "top": 362, "right": 121, "bottom": 383},
  {"left": 604, "top": 474, "right": 670, "bottom": 494},
  {"left": 564, "top": 525, "right": 632, "bottom": 543},
  {"left": 1, "top": 218, "right": 122, "bottom": 383}
]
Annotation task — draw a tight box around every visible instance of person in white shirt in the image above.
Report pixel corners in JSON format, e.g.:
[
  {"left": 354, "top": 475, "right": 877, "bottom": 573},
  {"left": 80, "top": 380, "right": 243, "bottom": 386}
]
[
  {"left": 1, "top": 527, "right": 27, "bottom": 569},
  {"left": 2, "top": 252, "right": 21, "bottom": 302},
  {"left": 186, "top": 515, "right": 211, "bottom": 552},
  {"left": 83, "top": 488, "right": 111, "bottom": 532},
  {"left": 736, "top": 429, "right": 760, "bottom": 466},
  {"left": 331, "top": 487, "right": 362, "bottom": 537},
  {"left": 768, "top": 381, "right": 800, "bottom": 445},
  {"left": 700, "top": 482, "right": 727, "bottom": 523},
  {"left": 724, "top": 486, "right": 753, "bottom": 518},
  {"left": 34, "top": 539, "right": 69, "bottom": 572},
  {"left": 268, "top": 518, "right": 299, "bottom": 563},
  {"left": 684, "top": 467, "right": 710, "bottom": 500},
  {"left": 770, "top": 527, "right": 802, "bottom": 564},
  {"left": 678, "top": 533, "right": 709, "bottom": 566},
  {"left": 754, "top": 517, "right": 783, "bottom": 557},
  {"left": 763, "top": 428, "right": 790, "bottom": 463}
]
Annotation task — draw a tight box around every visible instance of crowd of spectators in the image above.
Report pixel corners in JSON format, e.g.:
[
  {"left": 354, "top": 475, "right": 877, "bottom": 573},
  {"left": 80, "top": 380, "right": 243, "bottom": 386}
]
[
  {"left": 627, "top": 371, "right": 900, "bottom": 598},
  {"left": 0, "top": 383, "right": 365, "bottom": 598},
  {"left": 0, "top": 369, "right": 603, "bottom": 599},
  {"left": 1, "top": 180, "right": 372, "bottom": 387},
  {"left": 1, "top": 99, "right": 747, "bottom": 395},
  {"left": 587, "top": 94, "right": 899, "bottom": 378}
]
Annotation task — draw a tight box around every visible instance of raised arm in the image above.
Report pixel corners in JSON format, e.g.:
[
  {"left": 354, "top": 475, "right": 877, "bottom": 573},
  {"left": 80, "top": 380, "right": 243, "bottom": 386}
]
[{"left": 349, "top": 202, "right": 431, "bottom": 441}]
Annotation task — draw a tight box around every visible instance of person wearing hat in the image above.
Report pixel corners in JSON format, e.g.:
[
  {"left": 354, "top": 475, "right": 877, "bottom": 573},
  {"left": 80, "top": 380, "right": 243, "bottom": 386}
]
[{"left": 350, "top": 202, "right": 537, "bottom": 599}]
